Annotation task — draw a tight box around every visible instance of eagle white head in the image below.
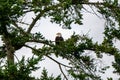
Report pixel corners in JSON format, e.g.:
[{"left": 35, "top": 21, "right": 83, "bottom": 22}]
[{"left": 56, "top": 32, "right": 62, "bottom": 37}]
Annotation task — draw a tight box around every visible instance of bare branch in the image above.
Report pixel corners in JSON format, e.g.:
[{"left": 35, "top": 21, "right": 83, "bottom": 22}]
[
  {"left": 89, "top": 5, "right": 103, "bottom": 19},
  {"left": 27, "top": 12, "right": 41, "bottom": 33},
  {"left": 58, "top": 64, "right": 69, "bottom": 80},
  {"left": 26, "top": 3, "right": 63, "bottom": 33},
  {"left": 46, "top": 55, "right": 73, "bottom": 68}
]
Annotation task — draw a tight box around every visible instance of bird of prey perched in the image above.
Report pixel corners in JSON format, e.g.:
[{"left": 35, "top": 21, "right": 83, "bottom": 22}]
[
  {"left": 55, "top": 32, "right": 64, "bottom": 45},
  {"left": 55, "top": 32, "right": 64, "bottom": 57}
]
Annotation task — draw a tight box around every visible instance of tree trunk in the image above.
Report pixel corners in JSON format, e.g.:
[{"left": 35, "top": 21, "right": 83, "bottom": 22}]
[
  {"left": 3, "top": 36, "right": 15, "bottom": 65},
  {"left": 6, "top": 45, "right": 14, "bottom": 65}
]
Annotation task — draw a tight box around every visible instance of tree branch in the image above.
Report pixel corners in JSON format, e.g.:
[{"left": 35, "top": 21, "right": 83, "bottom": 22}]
[
  {"left": 58, "top": 64, "right": 68, "bottom": 80},
  {"left": 25, "top": 44, "right": 72, "bottom": 80},
  {"left": 46, "top": 55, "right": 73, "bottom": 68},
  {"left": 28, "top": 40, "right": 55, "bottom": 47},
  {"left": 27, "top": 12, "right": 41, "bottom": 33},
  {"left": 26, "top": 1, "right": 118, "bottom": 34},
  {"left": 68, "top": 58, "right": 99, "bottom": 80},
  {"left": 72, "top": 2, "right": 104, "bottom": 5},
  {"left": 24, "top": 45, "right": 73, "bottom": 69},
  {"left": 26, "top": 3, "right": 63, "bottom": 33},
  {"left": 11, "top": 21, "right": 28, "bottom": 36}
]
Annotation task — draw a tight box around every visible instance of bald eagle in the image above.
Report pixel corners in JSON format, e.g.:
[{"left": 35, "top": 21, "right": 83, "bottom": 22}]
[
  {"left": 55, "top": 33, "right": 64, "bottom": 57},
  {"left": 55, "top": 33, "right": 64, "bottom": 45}
]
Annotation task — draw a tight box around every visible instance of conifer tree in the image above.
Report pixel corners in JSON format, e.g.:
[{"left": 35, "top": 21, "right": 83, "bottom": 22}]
[{"left": 0, "top": 0, "right": 120, "bottom": 79}]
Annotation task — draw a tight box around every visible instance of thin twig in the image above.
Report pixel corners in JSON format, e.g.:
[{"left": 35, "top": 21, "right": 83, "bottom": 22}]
[
  {"left": 89, "top": 5, "right": 102, "bottom": 19},
  {"left": 82, "top": 6, "right": 95, "bottom": 14},
  {"left": 58, "top": 64, "right": 69, "bottom": 80},
  {"left": 69, "top": 58, "right": 98, "bottom": 80},
  {"left": 17, "top": 21, "right": 30, "bottom": 26},
  {"left": 14, "top": 54, "right": 20, "bottom": 62}
]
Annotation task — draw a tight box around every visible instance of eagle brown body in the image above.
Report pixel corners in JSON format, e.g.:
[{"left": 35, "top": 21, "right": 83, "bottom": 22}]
[{"left": 55, "top": 33, "right": 64, "bottom": 45}]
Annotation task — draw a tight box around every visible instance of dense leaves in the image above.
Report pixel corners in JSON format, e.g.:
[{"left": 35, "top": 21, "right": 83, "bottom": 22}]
[
  {"left": 0, "top": 56, "right": 42, "bottom": 80},
  {"left": 0, "top": 0, "right": 120, "bottom": 80},
  {"left": 40, "top": 68, "right": 61, "bottom": 80}
]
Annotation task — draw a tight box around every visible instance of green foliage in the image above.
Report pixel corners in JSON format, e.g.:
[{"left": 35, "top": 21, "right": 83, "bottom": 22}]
[
  {"left": 0, "top": 56, "right": 42, "bottom": 80},
  {"left": 0, "top": 0, "right": 25, "bottom": 35},
  {"left": 40, "top": 68, "right": 61, "bottom": 80},
  {"left": 1, "top": 0, "right": 120, "bottom": 80},
  {"left": 46, "top": 1, "right": 83, "bottom": 29},
  {"left": 0, "top": 0, "right": 24, "bottom": 20},
  {"left": 98, "top": 0, "right": 120, "bottom": 26},
  {"left": 6, "top": 27, "right": 30, "bottom": 50},
  {"left": 107, "top": 77, "right": 113, "bottom": 80},
  {"left": 32, "top": 32, "right": 45, "bottom": 40},
  {"left": 69, "top": 69, "right": 87, "bottom": 80},
  {"left": 97, "top": 1, "right": 120, "bottom": 76},
  {"left": 112, "top": 53, "right": 120, "bottom": 74},
  {"left": 0, "top": 45, "right": 7, "bottom": 58}
]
